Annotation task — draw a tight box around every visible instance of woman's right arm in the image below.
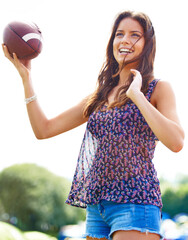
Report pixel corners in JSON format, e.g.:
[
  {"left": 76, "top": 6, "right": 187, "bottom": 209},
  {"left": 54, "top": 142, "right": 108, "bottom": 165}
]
[
  {"left": 26, "top": 89, "right": 88, "bottom": 139},
  {"left": 2, "top": 44, "right": 88, "bottom": 139}
]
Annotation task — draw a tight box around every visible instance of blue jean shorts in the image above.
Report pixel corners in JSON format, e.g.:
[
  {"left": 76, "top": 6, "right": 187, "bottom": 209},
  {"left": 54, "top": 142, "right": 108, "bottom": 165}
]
[{"left": 83, "top": 200, "right": 163, "bottom": 239}]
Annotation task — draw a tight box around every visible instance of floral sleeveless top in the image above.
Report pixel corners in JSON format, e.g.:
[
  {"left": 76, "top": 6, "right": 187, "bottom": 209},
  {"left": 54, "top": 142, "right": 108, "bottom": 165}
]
[{"left": 66, "top": 79, "right": 163, "bottom": 209}]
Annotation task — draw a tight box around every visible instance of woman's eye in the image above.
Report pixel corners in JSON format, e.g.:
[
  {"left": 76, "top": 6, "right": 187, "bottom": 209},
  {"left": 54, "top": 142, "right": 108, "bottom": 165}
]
[
  {"left": 132, "top": 33, "right": 141, "bottom": 38},
  {"left": 116, "top": 32, "right": 123, "bottom": 37}
]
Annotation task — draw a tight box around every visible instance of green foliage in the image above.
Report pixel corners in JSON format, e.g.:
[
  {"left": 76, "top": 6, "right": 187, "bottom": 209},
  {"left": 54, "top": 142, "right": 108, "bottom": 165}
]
[
  {"left": 0, "top": 164, "right": 85, "bottom": 233},
  {"left": 161, "top": 175, "right": 188, "bottom": 218},
  {"left": 0, "top": 221, "right": 57, "bottom": 240}
]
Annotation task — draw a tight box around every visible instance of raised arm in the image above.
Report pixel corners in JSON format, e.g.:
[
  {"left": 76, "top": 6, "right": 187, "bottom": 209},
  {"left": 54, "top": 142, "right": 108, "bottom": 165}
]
[
  {"left": 25, "top": 92, "right": 88, "bottom": 139},
  {"left": 2, "top": 44, "right": 88, "bottom": 139},
  {"left": 126, "top": 69, "right": 185, "bottom": 152}
]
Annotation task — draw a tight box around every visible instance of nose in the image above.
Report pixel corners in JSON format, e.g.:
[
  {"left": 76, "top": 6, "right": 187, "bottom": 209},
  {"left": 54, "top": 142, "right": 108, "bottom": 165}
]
[{"left": 121, "top": 34, "right": 130, "bottom": 44}]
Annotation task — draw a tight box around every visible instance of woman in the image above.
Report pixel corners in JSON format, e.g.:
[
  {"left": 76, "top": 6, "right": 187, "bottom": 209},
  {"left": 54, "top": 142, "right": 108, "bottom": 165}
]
[{"left": 2, "top": 10, "right": 184, "bottom": 240}]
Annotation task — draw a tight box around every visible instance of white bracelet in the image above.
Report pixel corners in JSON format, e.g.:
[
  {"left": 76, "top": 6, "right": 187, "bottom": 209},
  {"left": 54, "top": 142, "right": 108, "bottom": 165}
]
[{"left": 25, "top": 94, "right": 37, "bottom": 104}]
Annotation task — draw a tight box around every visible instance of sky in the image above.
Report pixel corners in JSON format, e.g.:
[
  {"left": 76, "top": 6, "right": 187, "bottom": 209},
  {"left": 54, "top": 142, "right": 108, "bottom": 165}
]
[{"left": 0, "top": 0, "right": 187, "bottom": 182}]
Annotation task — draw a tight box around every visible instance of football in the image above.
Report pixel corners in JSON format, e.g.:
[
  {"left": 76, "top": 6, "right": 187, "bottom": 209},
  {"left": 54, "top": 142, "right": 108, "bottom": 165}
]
[{"left": 3, "top": 21, "right": 43, "bottom": 60}]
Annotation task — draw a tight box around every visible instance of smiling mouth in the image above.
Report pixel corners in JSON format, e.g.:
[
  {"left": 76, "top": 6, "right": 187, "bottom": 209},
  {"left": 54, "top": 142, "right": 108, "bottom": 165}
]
[{"left": 119, "top": 48, "right": 134, "bottom": 54}]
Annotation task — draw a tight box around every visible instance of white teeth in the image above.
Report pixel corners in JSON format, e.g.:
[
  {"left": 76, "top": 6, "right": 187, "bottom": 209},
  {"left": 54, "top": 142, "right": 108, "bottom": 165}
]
[{"left": 119, "top": 48, "right": 133, "bottom": 53}]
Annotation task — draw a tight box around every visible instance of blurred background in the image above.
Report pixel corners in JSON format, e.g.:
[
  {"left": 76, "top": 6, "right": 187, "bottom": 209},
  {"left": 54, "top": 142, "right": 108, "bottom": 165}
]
[{"left": 0, "top": 0, "right": 187, "bottom": 239}]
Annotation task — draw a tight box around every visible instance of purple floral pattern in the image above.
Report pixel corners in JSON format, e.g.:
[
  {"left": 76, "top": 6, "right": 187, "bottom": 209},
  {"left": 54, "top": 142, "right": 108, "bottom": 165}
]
[{"left": 66, "top": 79, "right": 163, "bottom": 209}]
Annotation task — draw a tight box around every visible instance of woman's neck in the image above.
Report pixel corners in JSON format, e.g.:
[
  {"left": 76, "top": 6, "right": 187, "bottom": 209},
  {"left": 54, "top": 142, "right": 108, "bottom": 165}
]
[
  {"left": 118, "top": 67, "right": 132, "bottom": 86},
  {"left": 118, "top": 61, "right": 139, "bottom": 86}
]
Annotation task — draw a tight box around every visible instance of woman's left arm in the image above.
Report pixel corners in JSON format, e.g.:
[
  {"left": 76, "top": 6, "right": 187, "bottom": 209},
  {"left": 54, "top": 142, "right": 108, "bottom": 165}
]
[{"left": 126, "top": 69, "right": 185, "bottom": 152}]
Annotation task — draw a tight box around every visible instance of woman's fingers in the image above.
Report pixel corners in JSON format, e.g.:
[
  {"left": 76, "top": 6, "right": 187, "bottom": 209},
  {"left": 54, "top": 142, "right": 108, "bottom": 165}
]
[
  {"left": 130, "top": 69, "right": 141, "bottom": 77},
  {"left": 2, "top": 44, "right": 14, "bottom": 63},
  {"left": 2, "top": 44, "right": 20, "bottom": 68},
  {"left": 130, "top": 68, "right": 136, "bottom": 75},
  {"left": 2, "top": 44, "right": 31, "bottom": 69},
  {"left": 126, "top": 69, "right": 143, "bottom": 99},
  {"left": 2, "top": 44, "right": 31, "bottom": 80}
]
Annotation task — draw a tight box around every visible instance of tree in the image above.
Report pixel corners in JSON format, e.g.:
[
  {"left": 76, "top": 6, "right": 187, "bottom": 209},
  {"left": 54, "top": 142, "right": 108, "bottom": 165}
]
[
  {"left": 0, "top": 164, "right": 85, "bottom": 233},
  {"left": 161, "top": 176, "right": 188, "bottom": 218}
]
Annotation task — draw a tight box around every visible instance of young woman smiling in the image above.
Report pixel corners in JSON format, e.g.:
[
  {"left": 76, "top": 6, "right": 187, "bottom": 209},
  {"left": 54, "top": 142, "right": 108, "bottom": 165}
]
[{"left": 2, "top": 10, "right": 184, "bottom": 240}]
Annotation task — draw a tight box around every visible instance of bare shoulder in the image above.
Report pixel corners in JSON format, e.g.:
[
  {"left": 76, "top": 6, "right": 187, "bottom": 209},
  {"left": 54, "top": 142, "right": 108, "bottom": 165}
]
[
  {"left": 151, "top": 80, "right": 176, "bottom": 106},
  {"left": 154, "top": 80, "right": 174, "bottom": 96}
]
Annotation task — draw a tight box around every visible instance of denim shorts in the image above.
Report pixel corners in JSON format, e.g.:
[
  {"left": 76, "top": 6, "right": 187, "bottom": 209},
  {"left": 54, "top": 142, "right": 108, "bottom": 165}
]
[{"left": 83, "top": 200, "right": 163, "bottom": 239}]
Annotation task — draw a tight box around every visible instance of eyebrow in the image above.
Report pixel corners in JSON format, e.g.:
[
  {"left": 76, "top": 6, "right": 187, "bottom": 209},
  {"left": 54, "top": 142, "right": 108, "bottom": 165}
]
[{"left": 116, "top": 30, "right": 143, "bottom": 34}]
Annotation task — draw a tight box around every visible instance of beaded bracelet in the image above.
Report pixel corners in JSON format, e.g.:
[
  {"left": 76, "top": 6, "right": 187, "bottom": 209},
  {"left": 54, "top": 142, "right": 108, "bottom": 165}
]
[{"left": 25, "top": 94, "right": 37, "bottom": 104}]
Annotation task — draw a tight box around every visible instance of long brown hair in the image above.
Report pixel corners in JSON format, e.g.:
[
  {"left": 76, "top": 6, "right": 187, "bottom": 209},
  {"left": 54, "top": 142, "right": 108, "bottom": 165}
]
[{"left": 83, "top": 11, "right": 156, "bottom": 117}]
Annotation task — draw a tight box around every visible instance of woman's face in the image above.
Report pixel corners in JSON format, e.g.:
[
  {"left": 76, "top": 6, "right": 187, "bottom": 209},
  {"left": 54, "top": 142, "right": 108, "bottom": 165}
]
[{"left": 113, "top": 17, "right": 145, "bottom": 67}]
